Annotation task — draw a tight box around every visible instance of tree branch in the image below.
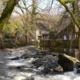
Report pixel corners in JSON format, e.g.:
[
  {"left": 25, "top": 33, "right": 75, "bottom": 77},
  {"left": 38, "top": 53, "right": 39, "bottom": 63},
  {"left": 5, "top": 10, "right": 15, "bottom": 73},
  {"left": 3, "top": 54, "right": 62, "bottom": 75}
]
[{"left": 58, "top": 0, "right": 80, "bottom": 29}]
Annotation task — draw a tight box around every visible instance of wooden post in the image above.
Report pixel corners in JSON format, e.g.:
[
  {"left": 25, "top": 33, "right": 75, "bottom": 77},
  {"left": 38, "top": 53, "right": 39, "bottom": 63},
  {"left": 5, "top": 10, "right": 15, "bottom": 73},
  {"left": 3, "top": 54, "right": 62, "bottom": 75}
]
[
  {"left": 79, "top": 31, "right": 80, "bottom": 60},
  {"left": 0, "top": 34, "right": 4, "bottom": 49}
]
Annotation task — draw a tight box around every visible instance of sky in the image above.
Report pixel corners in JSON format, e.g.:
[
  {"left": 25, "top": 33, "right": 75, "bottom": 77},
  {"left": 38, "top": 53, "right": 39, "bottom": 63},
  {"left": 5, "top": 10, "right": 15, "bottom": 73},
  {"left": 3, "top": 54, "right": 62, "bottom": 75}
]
[{"left": 13, "top": 0, "right": 64, "bottom": 16}]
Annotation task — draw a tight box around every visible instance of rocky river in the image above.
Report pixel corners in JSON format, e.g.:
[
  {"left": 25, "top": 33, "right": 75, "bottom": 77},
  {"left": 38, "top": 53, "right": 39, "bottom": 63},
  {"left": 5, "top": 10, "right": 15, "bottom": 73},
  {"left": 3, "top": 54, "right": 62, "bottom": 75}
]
[{"left": 0, "top": 45, "right": 80, "bottom": 80}]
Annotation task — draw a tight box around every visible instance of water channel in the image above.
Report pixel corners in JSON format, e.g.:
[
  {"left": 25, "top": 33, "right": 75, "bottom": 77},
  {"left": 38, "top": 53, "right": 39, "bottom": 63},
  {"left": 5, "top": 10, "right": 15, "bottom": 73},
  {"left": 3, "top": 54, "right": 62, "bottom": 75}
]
[{"left": 0, "top": 46, "right": 80, "bottom": 80}]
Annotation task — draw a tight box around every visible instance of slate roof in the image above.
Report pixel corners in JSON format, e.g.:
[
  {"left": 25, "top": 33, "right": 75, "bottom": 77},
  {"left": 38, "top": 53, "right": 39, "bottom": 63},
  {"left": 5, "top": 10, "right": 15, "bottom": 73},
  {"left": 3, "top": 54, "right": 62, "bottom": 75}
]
[
  {"left": 56, "top": 15, "right": 71, "bottom": 34},
  {"left": 36, "top": 23, "right": 50, "bottom": 31}
]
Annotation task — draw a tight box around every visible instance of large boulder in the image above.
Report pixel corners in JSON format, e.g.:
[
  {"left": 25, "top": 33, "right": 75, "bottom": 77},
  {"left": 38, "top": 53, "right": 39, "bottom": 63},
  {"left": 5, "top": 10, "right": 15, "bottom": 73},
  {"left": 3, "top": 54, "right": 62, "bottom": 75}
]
[
  {"left": 32, "top": 54, "right": 58, "bottom": 68},
  {"left": 58, "top": 54, "right": 79, "bottom": 72},
  {"left": 32, "top": 54, "right": 63, "bottom": 74}
]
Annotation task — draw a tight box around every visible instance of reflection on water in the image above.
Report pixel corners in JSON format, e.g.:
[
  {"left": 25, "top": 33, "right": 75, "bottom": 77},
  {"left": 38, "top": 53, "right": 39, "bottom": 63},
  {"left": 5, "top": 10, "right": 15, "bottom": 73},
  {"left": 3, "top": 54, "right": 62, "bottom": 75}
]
[{"left": 0, "top": 46, "right": 80, "bottom": 80}]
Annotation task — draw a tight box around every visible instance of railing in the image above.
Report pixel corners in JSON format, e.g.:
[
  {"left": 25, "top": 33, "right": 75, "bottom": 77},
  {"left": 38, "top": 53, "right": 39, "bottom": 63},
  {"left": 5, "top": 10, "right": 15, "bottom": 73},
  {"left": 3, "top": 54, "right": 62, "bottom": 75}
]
[{"left": 40, "top": 39, "right": 78, "bottom": 52}]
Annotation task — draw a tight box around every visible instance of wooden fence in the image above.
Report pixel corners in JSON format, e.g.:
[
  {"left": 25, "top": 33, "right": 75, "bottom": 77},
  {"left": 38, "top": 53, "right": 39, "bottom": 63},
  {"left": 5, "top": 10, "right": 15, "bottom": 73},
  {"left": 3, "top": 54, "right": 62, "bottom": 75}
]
[{"left": 40, "top": 39, "right": 78, "bottom": 53}]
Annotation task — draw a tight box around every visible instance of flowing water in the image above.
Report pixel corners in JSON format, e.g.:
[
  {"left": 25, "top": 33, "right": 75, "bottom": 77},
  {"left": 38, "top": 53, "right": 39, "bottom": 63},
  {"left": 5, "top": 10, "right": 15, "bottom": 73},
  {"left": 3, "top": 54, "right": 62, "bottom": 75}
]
[{"left": 0, "top": 46, "right": 80, "bottom": 80}]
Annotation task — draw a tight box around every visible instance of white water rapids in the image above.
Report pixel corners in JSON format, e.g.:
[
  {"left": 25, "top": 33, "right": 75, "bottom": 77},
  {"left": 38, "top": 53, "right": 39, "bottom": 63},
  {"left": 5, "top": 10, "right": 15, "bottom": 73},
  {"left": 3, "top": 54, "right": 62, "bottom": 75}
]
[
  {"left": 7, "top": 59, "right": 80, "bottom": 80},
  {"left": 0, "top": 46, "right": 80, "bottom": 80}
]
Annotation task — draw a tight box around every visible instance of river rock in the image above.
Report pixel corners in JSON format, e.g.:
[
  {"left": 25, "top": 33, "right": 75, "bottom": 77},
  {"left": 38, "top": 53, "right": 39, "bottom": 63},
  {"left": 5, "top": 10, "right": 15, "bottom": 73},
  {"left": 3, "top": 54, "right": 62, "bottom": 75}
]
[
  {"left": 36, "top": 50, "right": 51, "bottom": 56},
  {"left": 58, "top": 54, "right": 74, "bottom": 72},
  {"left": 21, "top": 53, "right": 30, "bottom": 59},
  {"left": 42, "top": 62, "right": 63, "bottom": 74},
  {"left": 20, "top": 50, "right": 31, "bottom": 59},
  {"left": 21, "top": 49, "right": 37, "bottom": 59},
  {"left": 42, "top": 64, "right": 63, "bottom": 74},
  {"left": 42, "top": 54, "right": 58, "bottom": 61},
  {"left": 10, "top": 56, "right": 20, "bottom": 60},
  {"left": 54, "top": 65, "right": 63, "bottom": 73},
  {"left": 32, "top": 59, "right": 43, "bottom": 68},
  {"left": 74, "top": 62, "right": 80, "bottom": 73}
]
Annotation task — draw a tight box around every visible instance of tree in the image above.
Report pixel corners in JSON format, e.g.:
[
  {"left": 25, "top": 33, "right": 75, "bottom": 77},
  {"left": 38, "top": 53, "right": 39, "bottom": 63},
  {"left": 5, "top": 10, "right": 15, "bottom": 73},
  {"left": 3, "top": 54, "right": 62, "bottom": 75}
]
[
  {"left": 58, "top": 0, "right": 80, "bottom": 28},
  {"left": 0, "top": 0, "right": 20, "bottom": 32},
  {"left": 14, "top": 0, "right": 38, "bottom": 43},
  {"left": 58, "top": 0, "right": 80, "bottom": 59},
  {"left": 0, "top": 0, "right": 19, "bottom": 48}
]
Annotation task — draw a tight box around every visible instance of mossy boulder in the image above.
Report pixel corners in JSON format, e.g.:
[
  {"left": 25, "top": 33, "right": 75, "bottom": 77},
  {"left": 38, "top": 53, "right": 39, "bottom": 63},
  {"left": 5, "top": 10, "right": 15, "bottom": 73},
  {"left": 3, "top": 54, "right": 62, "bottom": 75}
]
[{"left": 58, "top": 54, "right": 79, "bottom": 72}]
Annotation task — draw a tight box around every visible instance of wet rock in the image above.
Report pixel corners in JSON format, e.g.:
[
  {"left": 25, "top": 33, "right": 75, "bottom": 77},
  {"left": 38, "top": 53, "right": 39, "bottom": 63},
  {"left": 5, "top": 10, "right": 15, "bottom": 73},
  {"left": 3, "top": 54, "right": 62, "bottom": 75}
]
[
  {"left": 32, "top": 54, "right": 58, "bottom": 68},
  {"left": 42, "top": 66, "right": 51, "bottom": 74},
  {"left": 54, "top": 65, "right": 63, "bottom": 73},
  {"left": 43, "top": 61, "right": 58, "bottom": 69},
  {"left": 36, "top": 50, "right": 58, "bottom": 59},
  {"left": 74, "top": 62, "right": 80, "bottom": 73},
  {"left": 32, "top": 59, "right": 43, "bottom": 68},
  {"left": 32, "top": 53, "right": 60, "bottom": 74},
  {"left": 42, "top": 65, "right": 63, "bottom": 74},
  {"left": 42, "top": 62, "right": 62, "bottom": 74},
  {"left": 20, "top": 51, "right": 31, "bottom": 59},
  {"left": 77, "top": 69, "right": 80, "bottom": 73},
  {"left": 20, "top": 49, "right": 37, "bottom": 59},
  {"left": 42, "top": 54, "right": 58, "bottom": 61},
  {"left": 36, "top": 50, "right": 51, "bottom": 56},
  {"left": 58, "top": 54, "right": 74, "bottom": 72},
  {"left": 21, "top": 53, "right": 30, "bottom": 59},
  {"left": 10, "top": 56, "right": 20, "bottom": 60},
  {"left": 33, "top": 56, "right": 62, "bottom": 74}
]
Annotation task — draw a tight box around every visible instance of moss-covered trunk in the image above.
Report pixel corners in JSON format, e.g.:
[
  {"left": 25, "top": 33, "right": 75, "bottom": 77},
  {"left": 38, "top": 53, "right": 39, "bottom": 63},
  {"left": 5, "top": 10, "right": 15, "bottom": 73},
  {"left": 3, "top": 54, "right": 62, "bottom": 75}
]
[
  {"left": 58, "top": 0, "right": 80, "bottom": 59},
  {"left": 0, "top": 0, "right": 19, "bottom": 48}
]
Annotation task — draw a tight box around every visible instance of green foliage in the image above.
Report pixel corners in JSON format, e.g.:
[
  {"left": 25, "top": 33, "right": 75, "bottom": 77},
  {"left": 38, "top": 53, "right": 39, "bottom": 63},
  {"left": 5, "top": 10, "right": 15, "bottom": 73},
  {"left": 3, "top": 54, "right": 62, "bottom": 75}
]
[
  {"left": 66, "top": 0, "right": 74, "bottom": 3},
  {"left": 0, "top": 0, "right": 19, "bottom": 33},
  {"left": 59, "top": 0, "right": 74, "bottom": 4}
]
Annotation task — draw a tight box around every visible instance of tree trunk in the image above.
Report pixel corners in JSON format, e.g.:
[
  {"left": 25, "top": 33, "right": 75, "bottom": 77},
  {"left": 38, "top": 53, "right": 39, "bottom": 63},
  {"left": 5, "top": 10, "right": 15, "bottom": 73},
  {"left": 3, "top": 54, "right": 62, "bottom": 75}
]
[
  {"left": 0, "top": 0, "right": 19, "bottom": 48},
  {"left": 58, "top": 0, "right": 80, "bottom": 60}
]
